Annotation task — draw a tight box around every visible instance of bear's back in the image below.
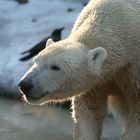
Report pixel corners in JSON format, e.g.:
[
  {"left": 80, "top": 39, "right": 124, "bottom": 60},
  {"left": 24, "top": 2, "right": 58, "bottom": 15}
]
[{"left": 69, "top": 0, "right": 140, "bottom": 62}]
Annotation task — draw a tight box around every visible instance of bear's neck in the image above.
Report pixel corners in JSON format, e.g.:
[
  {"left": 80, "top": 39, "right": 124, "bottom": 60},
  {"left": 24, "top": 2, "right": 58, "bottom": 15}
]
[{"left": 69, "top": 29, "right": 104, "bottom": 49}]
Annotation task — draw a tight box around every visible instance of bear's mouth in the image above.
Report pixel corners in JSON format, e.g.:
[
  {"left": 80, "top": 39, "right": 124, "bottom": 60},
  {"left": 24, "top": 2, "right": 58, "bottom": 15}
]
[{"left": 20, "top": 90, "right": 48, "bottom": 105}]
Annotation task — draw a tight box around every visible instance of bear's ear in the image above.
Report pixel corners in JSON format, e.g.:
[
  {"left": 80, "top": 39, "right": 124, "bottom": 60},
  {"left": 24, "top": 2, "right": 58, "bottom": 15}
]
[
  {"left": 46, "top": 38, "right": 55, "bottom": 47},
  {"left": 88, "top": 47, "right": 107, "bottom": 75}
]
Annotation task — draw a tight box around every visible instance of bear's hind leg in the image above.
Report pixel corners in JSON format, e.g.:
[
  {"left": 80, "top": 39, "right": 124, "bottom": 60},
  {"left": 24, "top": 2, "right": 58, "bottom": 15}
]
[
  {"left": 72, "top": 89, "right": 107, "bottom": 140},
  {"left": 122, "top": 101, "right": 140, "bottom": 140}
]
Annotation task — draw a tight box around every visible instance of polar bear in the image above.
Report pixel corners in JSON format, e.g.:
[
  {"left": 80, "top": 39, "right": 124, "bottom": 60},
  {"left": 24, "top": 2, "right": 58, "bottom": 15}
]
[{"left": 19, "top": 0, "right": 140, "bottom": 140}]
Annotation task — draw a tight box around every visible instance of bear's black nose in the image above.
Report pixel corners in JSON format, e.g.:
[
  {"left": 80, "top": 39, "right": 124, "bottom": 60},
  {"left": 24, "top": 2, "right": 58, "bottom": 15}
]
[{"left": 19, "top": 80, "right": 33, "bottom": 95}]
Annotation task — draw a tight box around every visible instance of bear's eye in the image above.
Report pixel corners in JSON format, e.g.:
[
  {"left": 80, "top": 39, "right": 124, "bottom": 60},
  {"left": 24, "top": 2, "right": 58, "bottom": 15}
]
[{"left": 50, "top": 65, "right": 60, "bottom": 71}]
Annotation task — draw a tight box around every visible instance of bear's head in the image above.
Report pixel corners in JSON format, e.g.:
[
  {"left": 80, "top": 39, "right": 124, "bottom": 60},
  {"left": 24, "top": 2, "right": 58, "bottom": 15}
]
[{"left": 19, "top": 39, "right": 107, "bottom": 104}]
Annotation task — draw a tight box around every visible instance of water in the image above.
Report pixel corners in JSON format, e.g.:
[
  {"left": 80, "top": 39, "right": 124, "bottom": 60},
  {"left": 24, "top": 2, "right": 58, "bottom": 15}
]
[{"left": 0, "top": 98, "right": 122, "bottom": 140}]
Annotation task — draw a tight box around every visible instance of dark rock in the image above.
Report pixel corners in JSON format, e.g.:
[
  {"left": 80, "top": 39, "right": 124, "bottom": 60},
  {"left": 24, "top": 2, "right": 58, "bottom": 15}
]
[
  {"left": 82, "top": 2, "right": 88, "bottom": 6},
  {"left": 14, "top": 0, "right": 29, "bottom": 4},
  {"left": 67, "top": 8, "right": 75, "bottom": 12},
  {"left": 32, "top": 18, "right": 37, "bottom": 23},
  {"left": 19, "top": 27, "right": 64, "bottom": 61}
]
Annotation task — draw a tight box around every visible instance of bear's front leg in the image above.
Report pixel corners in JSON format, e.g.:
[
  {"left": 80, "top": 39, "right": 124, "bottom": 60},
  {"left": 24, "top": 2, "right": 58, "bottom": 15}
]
[
  {"left": 72, "top": 90, "right": 107, "bottom": 140},
  {"left": 122, "top": 101, "right": 140, "bottom": 140}
]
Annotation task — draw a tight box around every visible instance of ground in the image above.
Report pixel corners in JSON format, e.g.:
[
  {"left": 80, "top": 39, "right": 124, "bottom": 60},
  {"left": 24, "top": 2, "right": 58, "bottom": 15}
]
[{"left": 0, "top": 98, "right": 122, "bottom": 140}]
